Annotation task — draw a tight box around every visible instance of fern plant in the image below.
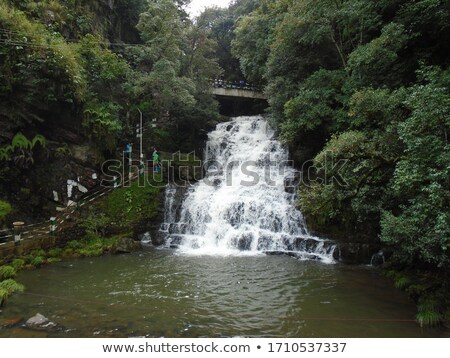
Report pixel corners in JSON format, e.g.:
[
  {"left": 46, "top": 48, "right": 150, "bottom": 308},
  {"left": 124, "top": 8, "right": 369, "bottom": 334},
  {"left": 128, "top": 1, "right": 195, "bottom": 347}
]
[
  {"left": 0, "top": 147, "right": 11, "bottom": 161},
  {"left": 11, "top": 133, "right": 32, "bottom": 150},
  {"left": 0, "top": 133, "right": 47, "bottom": 168}
]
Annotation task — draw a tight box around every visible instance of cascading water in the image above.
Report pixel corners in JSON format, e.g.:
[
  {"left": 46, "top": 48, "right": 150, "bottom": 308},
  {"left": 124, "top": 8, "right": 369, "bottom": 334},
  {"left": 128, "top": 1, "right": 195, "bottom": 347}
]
[{"left": 161, "top": 116, "right": 336, "bottom": 262}]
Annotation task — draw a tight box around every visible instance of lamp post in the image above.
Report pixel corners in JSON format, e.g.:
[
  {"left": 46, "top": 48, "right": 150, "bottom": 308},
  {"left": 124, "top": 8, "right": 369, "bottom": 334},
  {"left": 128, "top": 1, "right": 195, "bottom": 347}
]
[
  {"left": 137, "top": 109, "right": 143, "bottom": 161},
  {"left": 137, "top": 109, "right": 145, "bottom": 176}
]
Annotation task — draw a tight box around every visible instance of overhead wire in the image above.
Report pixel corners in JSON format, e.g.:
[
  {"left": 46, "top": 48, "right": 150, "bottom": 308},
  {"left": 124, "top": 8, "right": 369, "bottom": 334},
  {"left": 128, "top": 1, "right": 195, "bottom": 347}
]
[{"left": 0, "top": 27, "right": 147, "bottom": 48}]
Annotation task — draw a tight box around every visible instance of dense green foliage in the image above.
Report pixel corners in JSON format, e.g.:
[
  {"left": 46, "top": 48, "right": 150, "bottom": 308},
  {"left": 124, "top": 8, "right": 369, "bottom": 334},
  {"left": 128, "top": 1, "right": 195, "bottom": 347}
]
[
  {"left": 0, "top": 0, "right": 222, "bottom": 217},
  {"left": 196, "top": 0, "right": 260, "bottom": 82},
  {"left": 231, "top": 0, "right": 450, "bottom": 323}
]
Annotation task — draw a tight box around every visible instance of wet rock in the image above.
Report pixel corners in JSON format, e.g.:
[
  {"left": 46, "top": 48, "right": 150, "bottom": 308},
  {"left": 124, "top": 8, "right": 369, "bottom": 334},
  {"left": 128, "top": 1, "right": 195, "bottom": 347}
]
[
  {"left": 322, "top": 240, "right": 337, "bottom": 255},
  {"left": 25, "top": 313, "right": 60, "bottom": 331},
  {"left": 226, "top": 202, "right": 245, "bottom": 228},
  {"left": 334, "top": 243, "right": 382, "bottom": 264},
  {"left": 112, "top": 238, "right": 141, "bottom": 254},
  {"left": 166, "top": 235, "right": 184, "bottom": 248},
  {"left": 178, "top": 166, "right": 198, "bottom": 182},
  {"left": 168, "top": 223, "right": 188, "bottom": 235},
  {"left": 138, "top": 232, "right": 152, "bottom": 246},
  {"left": 281, "top": 236, "right": 295, "bottom": 251},
  {"left": 152, "top": 230, "right": 167, "bottom": 246},
  {"left": 293, "top": 237, "right": 320, "bottom": 252},
  {"left": 256, "top": 235, "right": 273, "bottom": 250},
  {"left": 370, "top": 251, "right": 386, "bottom": 266},
  {"left": 284, "top": 172, "right": 301, "bottom": 194},
  {"left": 237, "top": 234, "right": 254, "bottom": 251}
]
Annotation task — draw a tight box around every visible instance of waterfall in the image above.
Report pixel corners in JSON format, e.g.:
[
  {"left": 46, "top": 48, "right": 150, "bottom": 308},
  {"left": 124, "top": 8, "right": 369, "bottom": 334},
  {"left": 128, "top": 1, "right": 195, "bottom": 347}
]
[{"left": 160, "top": 116, "right": 336, "bottom": 262}]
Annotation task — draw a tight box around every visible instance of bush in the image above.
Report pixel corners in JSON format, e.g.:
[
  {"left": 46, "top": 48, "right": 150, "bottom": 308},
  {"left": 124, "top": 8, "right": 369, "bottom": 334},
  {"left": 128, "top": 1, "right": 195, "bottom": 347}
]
[
  {"left": 0, "top": 265, "right": 16, "bottom": 280},
  {"left": 47, "top": 248, "right": 63, "bottom": 258},
  {"left": 0, "top": 279, "right": 25, "bottom": 306},
  {"left": 67, "top": 240, "right": 81, "bottom": 249},
  {"left": 0, "top": 200, "right": 12, "bottom": 221},
  {"left": 30, "top": 256, "right": 45, "bottom": 267},
  {"left": 416, "top": 297, "right": 443, "bottom": 327},
  {"left": 80, "top": 213, "right": 110, "bottom": 237},
  {"left": 30, "top": 249, "right": 46, "bottom": 258},
  {"left": 11, "top": 259, "right": 25, "bottom": 271}
]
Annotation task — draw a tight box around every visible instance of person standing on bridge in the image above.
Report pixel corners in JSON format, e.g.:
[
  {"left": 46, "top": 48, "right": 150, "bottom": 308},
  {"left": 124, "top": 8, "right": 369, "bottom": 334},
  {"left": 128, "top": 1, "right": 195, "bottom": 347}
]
[
  {"left": 152, "top": 148, "right": 160, "bottom": 173},
  {"left": 125, "top": 143, "right": 132, "bottom": 161}
]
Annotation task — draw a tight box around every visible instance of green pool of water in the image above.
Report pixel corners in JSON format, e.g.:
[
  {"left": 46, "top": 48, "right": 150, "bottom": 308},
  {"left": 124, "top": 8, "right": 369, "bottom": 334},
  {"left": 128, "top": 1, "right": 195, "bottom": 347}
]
[{"left": 0, "top": 249, "right": 448, "bottom": 338}]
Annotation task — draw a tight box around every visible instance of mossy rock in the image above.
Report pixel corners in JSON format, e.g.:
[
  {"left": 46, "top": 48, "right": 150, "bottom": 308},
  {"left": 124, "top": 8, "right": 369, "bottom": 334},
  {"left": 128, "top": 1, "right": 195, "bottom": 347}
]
[{"left": 111, "top": 237, "right": 141, "bottom": 254}]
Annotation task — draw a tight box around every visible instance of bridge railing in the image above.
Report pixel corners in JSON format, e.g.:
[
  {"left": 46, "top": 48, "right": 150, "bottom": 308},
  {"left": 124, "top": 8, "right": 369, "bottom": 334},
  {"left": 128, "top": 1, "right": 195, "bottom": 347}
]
[{"left": 212, "top": 80, "right": 263, "bottom": 93}]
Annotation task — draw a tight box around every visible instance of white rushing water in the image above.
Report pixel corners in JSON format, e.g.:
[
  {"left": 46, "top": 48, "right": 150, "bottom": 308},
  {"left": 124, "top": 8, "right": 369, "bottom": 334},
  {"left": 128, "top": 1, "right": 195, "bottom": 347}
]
[{"left": 161, "top": 116, "right": 335, "bottom": 261}]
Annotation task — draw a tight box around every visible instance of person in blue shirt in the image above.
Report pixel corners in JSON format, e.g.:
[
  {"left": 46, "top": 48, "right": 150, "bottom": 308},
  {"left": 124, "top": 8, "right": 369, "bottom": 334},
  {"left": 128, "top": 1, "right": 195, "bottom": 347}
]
[{"left": 125, "top": 143, "right": 132, "bottom": 160}]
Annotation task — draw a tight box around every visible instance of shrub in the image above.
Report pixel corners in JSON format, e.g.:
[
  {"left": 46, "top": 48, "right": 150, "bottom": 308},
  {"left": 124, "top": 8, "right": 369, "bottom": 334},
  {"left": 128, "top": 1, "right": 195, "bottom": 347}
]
[
  {"left": 30, "top": 256, "right": 45, "bottom": 267},
  {"left": 80, "top": 213, "right": 110, "bottom": 237},
  {"left": 47, "top": 248, "right": 63, "bottom": 258},
  {"left": 0, "top": 265, "right": 16, "bottom": 280},
  {"left": 416, "top": 297, "right": 443, "bottom": 327},
  {"left": 11, "top": 259, "right": 25, "bottom": 271},
  {"left": 394, "top": 276, "right": 412, "bottom": 290},
  {"left": 0, "top": 200, "right": 12, "bottom": 221},
  {"left": 0, "top": 279, "right": 25, "bottom": 306},
  {"left": 30, "top": 249, "right": 46, "bottom": 258},
  {"left": 67, "top": 240, "right": 81, "bottom": 249}
]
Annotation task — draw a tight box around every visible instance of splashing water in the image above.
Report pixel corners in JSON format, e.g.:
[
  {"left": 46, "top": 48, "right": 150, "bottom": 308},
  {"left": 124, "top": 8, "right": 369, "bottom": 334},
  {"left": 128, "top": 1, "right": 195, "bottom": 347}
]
[{"left": 161, "top": 116, "right": 335, "bottom": 261}]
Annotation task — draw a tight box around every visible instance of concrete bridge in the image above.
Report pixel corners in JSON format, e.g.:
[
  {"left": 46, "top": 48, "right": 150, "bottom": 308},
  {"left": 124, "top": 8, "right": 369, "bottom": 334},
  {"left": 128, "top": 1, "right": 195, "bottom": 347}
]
[{"left": 211, "top": 87, "right": 267, "bottom": 100}]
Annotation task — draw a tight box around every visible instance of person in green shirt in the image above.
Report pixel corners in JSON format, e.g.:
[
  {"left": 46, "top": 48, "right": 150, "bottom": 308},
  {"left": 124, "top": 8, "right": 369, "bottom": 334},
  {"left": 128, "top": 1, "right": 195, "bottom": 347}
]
[{"left": 152, "top": 148, "right": 160, "bottom": 173}]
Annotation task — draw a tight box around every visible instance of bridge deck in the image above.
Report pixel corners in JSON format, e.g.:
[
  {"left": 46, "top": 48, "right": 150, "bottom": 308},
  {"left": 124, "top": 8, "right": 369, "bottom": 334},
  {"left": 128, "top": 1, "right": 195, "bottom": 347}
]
[{"left": 212, "top": 87, "right": 267, "bottom": 100}]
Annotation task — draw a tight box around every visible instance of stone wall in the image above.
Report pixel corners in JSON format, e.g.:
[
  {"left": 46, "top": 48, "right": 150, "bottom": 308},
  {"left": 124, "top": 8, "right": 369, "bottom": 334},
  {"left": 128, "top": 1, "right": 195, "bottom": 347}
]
[{"left": 0, "top": 237, "right": 55, "bottom": 265}]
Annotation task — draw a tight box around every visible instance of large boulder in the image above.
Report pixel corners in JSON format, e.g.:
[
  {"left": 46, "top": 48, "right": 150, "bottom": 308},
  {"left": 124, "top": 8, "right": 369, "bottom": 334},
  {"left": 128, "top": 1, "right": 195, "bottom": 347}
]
[
  {"left": 112, "top": 237, "right": 141, "bottom": 254},
  {"left": 25, "top": 313, "right": 61, "bottom": 332}
]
